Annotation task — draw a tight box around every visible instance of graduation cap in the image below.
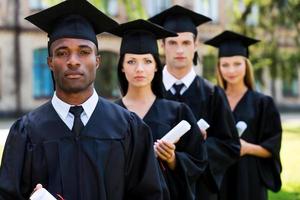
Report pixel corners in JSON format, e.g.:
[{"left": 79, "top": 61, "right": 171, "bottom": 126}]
[
  {"left": 109, "top": 19, "right": 177, "bottom": 55},
  {"left": 148, "top": 5, "right": 211, "bottom": 36},
  {"left": 25, "top": 0, "right": 118, "bottom": 48},
  {"left": 204, "top": 30, "right": 260, "bottom": 58}
]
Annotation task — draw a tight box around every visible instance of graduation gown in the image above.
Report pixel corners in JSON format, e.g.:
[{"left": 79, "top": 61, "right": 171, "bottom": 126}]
[
  {"left": 219, "top": 90, "right": 282, "bottom": 200},
  {"left": 163, "top": 76, "right": 240, "bottom": 199},
  {"left": 115, "top": 98, "right": 207, "bottom": 200},
  {"left": 0, "top": 97, "right": 163, "bottom": 200}
]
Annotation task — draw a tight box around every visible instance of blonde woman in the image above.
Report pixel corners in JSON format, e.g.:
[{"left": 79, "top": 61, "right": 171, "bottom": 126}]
[{"left": 205, "top": 30, "right": 282, "bottom": 200}]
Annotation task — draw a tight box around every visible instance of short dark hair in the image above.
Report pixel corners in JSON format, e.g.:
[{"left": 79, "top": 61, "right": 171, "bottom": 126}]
[{"left": 117, "top": 53, "right": 164, "bottom": 98}]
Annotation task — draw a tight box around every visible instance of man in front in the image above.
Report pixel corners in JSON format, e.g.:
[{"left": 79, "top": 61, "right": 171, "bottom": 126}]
[
  {"left": 149, "top": 5, "right": 241, "bottom": 200},
  {"left": 0, "top": 1, "right": 164, "bottom": 199}
]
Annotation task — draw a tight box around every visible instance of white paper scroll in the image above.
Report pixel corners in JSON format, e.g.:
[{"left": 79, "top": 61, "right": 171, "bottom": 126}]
[
  {"left": 161, "top": 120, "right": 191, "bottom": 144},
  {"left": 197, "top": 119, "right": 210, "bottom": 130},
  {"left": 30, "top": 188, "right": 56, "bottom": 200},
  {"left": 236, "top": 121, "right": 247, "bottom": 137}
]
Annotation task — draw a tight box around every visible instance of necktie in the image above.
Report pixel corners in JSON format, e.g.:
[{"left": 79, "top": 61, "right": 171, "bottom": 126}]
[
  {"left": 173, "top": 83, "right": 184, "bottom": 98},
  {"left": 69, "top": 106, "right": 84, "bottom": 138}
]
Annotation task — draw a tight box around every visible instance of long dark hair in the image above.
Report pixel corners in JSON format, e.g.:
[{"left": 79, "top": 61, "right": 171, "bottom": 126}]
[{"left": 117, "top": 53, "right": 164, "bottom": 98}]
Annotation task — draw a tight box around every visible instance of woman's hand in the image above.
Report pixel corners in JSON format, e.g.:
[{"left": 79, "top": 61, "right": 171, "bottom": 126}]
[
  {"left": 200, "top": 128, "right": 207, "bottom": 140},
  {"left": 154, "top": 140, "right": 176, "bottom": 170},
  {"left": 240, "top": 138, "right": 272, "bottom": 158}
]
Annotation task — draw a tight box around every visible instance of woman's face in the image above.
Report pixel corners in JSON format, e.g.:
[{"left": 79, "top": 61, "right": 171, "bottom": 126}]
[
  {"left": 219, "top": 55, "right": 247, "bottom": 86},
  {"left": 122, "top": 53, "right": 157, "bottom": 89}
]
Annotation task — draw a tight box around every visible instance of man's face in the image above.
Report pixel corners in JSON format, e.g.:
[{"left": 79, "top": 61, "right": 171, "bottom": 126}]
[
  {"left": 162, "top": 32, "right": 197, "bottom": 69},
  {"left": 48, "top": 38, "right": 100, "bottom": 94}
]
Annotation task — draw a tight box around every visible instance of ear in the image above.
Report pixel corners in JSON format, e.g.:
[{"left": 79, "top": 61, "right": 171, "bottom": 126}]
[
  {"left": 160, "top": 40, "right": 165, "bottom": 49},
  {"left": 47, "top": 57, "right": 54, "bottom": 71},
  {"left": 96, "top": 55, "right": 101, "bottom": 69},
  {"left": 194, "top": 38, "right": 199, "bottom": 52}
]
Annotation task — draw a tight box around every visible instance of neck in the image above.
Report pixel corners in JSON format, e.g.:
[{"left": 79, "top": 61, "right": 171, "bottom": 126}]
[
  {"left": 124, "top": 85, "right": 155, "bottom": 102},
  {"left": 56, "top": 87, "right": 94, "bottom": 105},
  {"left": 166, "top": 64, "right": 192, "bottom": 80},
  {"left": 226, "top": 82, "right": 248, "bottom": 96}
]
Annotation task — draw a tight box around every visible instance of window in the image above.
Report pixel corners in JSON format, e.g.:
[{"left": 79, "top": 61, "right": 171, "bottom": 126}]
[
  {"left": 94, "top": 51, "right": 120, "bottom": 99},
  {"left": 107, "top": 0, "right": 118, "bottom": 16},
  {"left": 195, "top": 0, "right": 219, "bottom": 22},
  {"left": 33, "top": 48, "right": 53, "bottom": 99},
  {"left": 29, "top": 0, "right": 47, "bottom": 10},
  {"left": 282, "top": 79, "right": 299, "bottom": 97},
  {"left": 147, "top": 0, "right": 171, "bottom": 16}
]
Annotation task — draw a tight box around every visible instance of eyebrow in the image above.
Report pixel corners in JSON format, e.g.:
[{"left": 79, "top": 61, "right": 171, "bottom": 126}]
[{"left": 54, "top": 45, "right": 93, "bottom": 51}]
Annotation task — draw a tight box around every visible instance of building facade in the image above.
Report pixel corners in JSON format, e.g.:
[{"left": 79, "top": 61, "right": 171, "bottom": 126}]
[{"left": 0, "top": 0, "right": 299, "bottom": 116}]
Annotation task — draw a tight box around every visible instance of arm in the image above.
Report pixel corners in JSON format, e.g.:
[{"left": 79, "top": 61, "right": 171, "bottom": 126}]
[
  {"left": 240, "top": 139, "right": 271, "bottom": 158},
  {"left": 124, "top": 113, "right": 164, "bottom": 200},
  {"left": 0, "top": 118, "right": 31, "bottom": 200}
]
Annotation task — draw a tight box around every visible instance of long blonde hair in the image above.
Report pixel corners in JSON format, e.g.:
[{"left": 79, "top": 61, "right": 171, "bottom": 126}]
[{"left": 216, "top": 57, "right": 255, "bottom": 90}]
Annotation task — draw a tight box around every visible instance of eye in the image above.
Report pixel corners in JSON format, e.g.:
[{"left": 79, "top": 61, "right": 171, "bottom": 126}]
[
  {"left": 168, "top": 40, "right": 176, "bottom": 45},
  {"left": 55, "top": 50, "right": 68, "bottom": 57},
  {"left": 183, "top": 41, "right": 191, "bottom": 45},
  {"left": 127, "top": 60, "right": 136, "bottom": 65},
  {"left": 221, "top": 63, "right": 229, "bottom": 68},
  {"left": 145, "top": 59, "right": 153, "bottom": 64},
  {"left": 79, "top": 49, "right": 92, "bottom": 55},
  {"left": 234, "top": 62, "right": 242, "bottom": 67}
]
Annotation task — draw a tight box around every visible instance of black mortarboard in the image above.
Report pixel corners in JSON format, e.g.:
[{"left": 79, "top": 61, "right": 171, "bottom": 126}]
[
  {"left": 109, "top": 19, "right": 177, "bottom": 55},
  {"left": 205, "top": 30, "right": 259, "bottom": 58},
  {"left": 148, "top": 5, "right": 211, "bottom": 36},
  {"left": 25, "top": 0, "right": 118, "bottom": 48}
]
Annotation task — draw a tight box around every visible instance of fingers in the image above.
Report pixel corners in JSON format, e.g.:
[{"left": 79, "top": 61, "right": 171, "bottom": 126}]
[
  {"left": 200, "top": 128, "right": 207, "bottom": 140},
  {"left": 154, "top": 140, "right": 175, "bottom": 162},
  {"left": 31, "top": 183, "right": 43, "bottom": 196},
  {"left": 35, "top": 184, "right": 43, "bottom": 190}
]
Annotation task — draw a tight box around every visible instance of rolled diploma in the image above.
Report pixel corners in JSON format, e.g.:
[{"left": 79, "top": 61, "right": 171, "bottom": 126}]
[
  {"left": 236, "top": 121, "right": 247, "bottom": 137},
  {"left": 30, "top": 188, "right": 56, "bottom": 200},
  {"left": 197, "top": 118, "right": 210, "bottom": 130},
  {"left": 161, "top": 120, "right": 191, "bottom": 144}
]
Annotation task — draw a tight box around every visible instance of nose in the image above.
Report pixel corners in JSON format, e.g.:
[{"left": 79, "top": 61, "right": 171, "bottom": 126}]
[
  {"left": 135, "top": 62, "right": 145, "bottom": 72},
  {"left": 67, "top": 53, "right": 80, "bottom": 68},
  {"left": 176, "top": 45, "right": 184, "bottom": 54}
]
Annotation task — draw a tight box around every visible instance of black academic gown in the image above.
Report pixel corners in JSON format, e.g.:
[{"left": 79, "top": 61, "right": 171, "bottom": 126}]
[
  {"left": 0, "top": 97, "right": 164, "bottom": 200},
  {"left": 115, "top": 98, "right": 208, "bottom": 200},
  {"left": 219, "top": 90, "right": 282, "bottom": 200},
  {"left": 164, "top": 76, "right": 240, "bottom": 199}
]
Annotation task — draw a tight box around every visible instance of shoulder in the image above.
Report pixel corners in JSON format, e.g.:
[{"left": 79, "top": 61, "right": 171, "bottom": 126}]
[
  {"left": 249, "top": 90, "right": 275, "bottom": 104},
  {"left": 99, "top": 97, "right": 135, "bottom": 120},
  {"left": 98, "top": 97, "right": 147, "bottom": 130}
]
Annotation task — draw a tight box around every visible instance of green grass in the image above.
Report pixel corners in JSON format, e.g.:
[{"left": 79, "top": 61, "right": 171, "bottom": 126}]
[
  {"left": 0, "top": 122, "right": 299, "bottom": 199},
  {"left": 269, "top": 122, "right": 300, "bottom": 200}
]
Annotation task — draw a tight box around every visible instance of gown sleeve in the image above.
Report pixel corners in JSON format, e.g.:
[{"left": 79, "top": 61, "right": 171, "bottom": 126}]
[
  {"left": 166, "top": 103, "right": 207, "bottom": 200},
  {"left": 204, "top": 87, "right": 241, "bottom": 190},
  {"left": 0, "top": 116, "right": 32, "bottom": 200},
  {"left": 123, "top": 112, "right": 164, "bottom": 200},
  {"left": 257, "top": 96, "right": 282, "bottom": 192}
]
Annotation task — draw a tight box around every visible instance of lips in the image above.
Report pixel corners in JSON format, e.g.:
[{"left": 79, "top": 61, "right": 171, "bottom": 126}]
[
  {"left": 175, "top": 56, "right": 186, "bottom": 60},
  {"left": 65, "top": 71, "right": 83, "bottom": 79},
  {"left": 134, "top": 76, "right": 145, "bottom": 80}
]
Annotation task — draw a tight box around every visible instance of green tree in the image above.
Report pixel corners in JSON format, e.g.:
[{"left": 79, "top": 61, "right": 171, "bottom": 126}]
[{"left": 230, "top": 0, "right": 300, "bottom": 96}]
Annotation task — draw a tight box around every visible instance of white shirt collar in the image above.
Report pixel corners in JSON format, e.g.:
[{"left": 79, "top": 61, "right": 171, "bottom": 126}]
[
  {"left": 51, "top": 89, "right": 99, "bottom": 121},
  {"left": 163, "top": 66, "right": 196, "bottom": 91}
]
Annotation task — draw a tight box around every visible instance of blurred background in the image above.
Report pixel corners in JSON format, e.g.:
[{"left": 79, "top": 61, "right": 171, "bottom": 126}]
[{"left": 0, "top": 0, "right": 299, "bottom": 199}]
